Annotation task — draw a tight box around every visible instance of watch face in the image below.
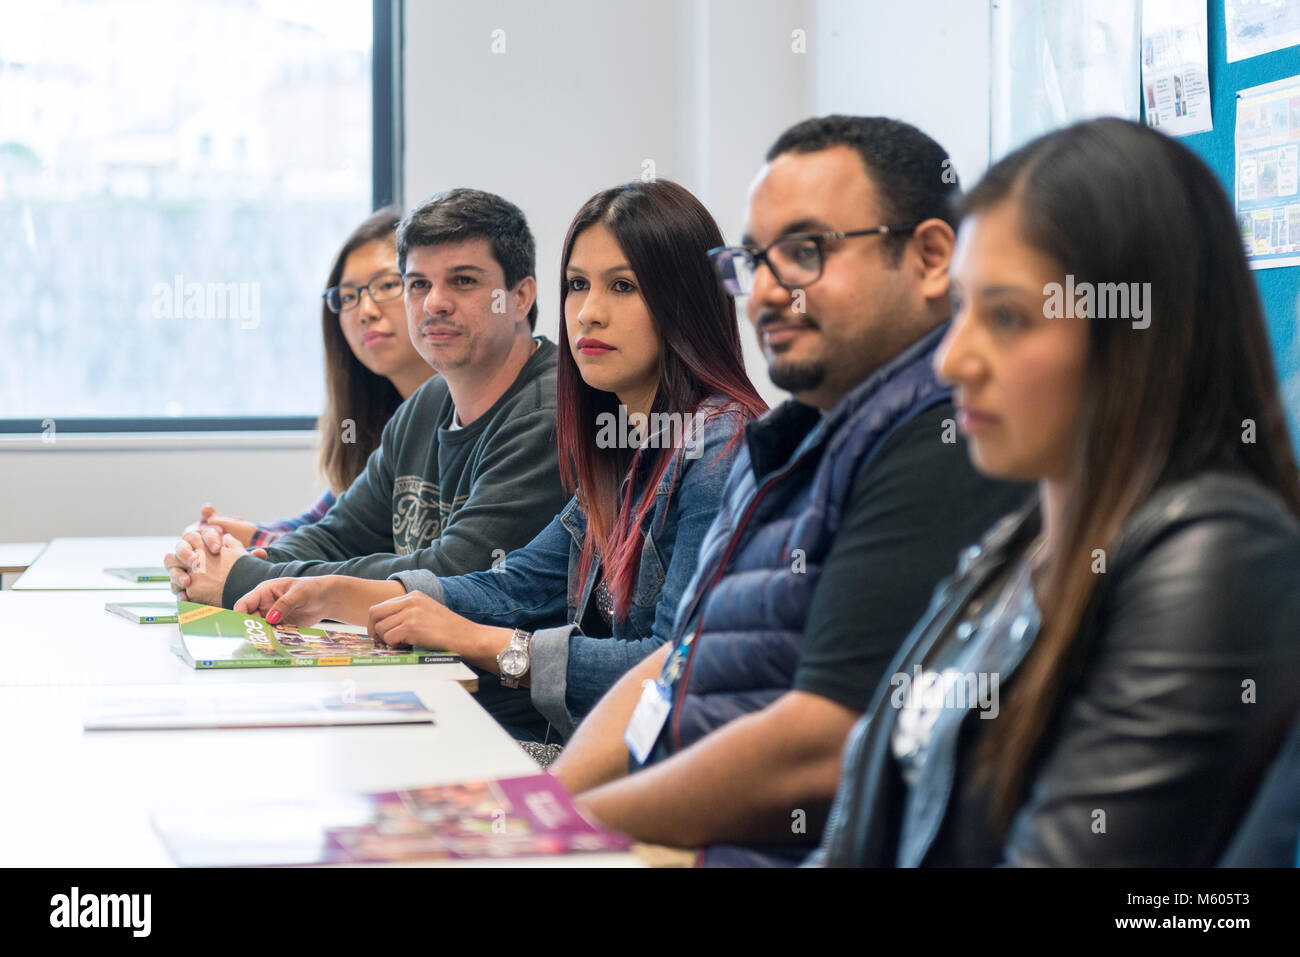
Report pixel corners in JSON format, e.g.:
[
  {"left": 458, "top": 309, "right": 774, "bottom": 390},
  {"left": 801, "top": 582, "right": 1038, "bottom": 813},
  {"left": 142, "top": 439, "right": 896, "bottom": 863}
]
[{"left": 501, "top": 648, "right": 527, "bottom": 677}]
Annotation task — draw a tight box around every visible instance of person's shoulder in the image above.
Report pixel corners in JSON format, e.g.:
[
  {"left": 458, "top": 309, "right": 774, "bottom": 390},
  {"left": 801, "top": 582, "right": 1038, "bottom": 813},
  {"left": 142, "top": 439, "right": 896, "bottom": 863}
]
[
  {"left": 689, "top": 393, "right": 757, "bottom": 444},
  {"left": 395, "top": 372, "right": 451, "bottom": 420},
  {"left": 372, "top": 374, "right": 450, "bottom": 454},
  {"left": 411, "top": 371, "right": 451, "bottom": 401},
  {"left": 508, "top": 337, "right": 559, "bottom": 412},
  {"left": 1094, "top": 470, "right": 1300, "bottom": 664},
  {"left": 669, "top": 396, "right": 752, "bottom": 488},
  {"left": 1114, "top": 469, "right": 1300, "bottom": 575},
  {"left": 873, "top": 400, "right": 952, "bottom": 455},
  {"left": 1122, "top": 469, "right": 1298, "bottom": 541},
  {"left": 849, "top": 398, "right": 1033, "bottom": 529},
  {"left": 863, "top": 399, "right": 983, "bottom": 489}
]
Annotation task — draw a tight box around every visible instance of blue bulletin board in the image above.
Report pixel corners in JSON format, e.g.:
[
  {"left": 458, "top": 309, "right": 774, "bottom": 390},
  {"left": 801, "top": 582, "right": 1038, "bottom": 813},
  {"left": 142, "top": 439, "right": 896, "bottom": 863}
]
[{"left": 1179, "top": 1, "right": 1300, "bottom": 442}]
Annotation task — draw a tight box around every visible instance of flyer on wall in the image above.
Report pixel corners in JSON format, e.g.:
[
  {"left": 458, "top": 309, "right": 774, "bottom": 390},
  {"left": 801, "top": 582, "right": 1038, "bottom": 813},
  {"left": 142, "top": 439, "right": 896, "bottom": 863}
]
[
  {"left": 1141, "top": 0, "right": 1213, "bottom": 136},
  {"left": 1226, "top": 0, "right": 1300, "bottom": 63},
  {"left": 1235, "top": 75, "right": 1300, "bottom": 269}
]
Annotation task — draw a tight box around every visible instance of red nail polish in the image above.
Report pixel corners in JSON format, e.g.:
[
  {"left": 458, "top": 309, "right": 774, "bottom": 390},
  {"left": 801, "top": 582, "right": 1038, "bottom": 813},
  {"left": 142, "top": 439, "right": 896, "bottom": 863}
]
[{"left": 266, "top": 610, "right": 281, "bottom": 624}]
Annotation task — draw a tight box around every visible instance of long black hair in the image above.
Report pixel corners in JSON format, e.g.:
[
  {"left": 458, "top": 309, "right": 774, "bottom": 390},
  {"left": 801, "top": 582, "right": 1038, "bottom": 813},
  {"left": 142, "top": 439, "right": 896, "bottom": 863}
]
[
  {"left": 963, "top": 118, "right": 1300, "bottom": 828},
  {"left": 555, "top": 180, "right": 767, "bottom": 621},
  {"left": 318, "top": 207, "right": 403, "bottom": 493}
]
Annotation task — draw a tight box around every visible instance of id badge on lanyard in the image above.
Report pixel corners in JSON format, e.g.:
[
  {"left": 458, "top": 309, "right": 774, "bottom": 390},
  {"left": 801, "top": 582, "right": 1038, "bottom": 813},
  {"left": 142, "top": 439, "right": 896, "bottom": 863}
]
[
  {"left": 624, "top": 632, "right": 694, "bottom": 764},
  {"left": 624, "top": 678, "right": 672, "bottom": 765}
]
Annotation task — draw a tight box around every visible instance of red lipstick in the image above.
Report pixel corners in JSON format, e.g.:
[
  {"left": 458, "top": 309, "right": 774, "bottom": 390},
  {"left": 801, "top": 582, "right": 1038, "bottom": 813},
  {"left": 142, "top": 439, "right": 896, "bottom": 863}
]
[{"left": 576, "top": 337, "right": 615, "bottom": 355}]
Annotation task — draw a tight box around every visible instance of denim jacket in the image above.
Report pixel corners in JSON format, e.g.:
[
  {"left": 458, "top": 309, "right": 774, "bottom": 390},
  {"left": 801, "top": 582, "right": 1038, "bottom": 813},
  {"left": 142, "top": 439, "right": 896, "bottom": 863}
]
[{"left": 391, "top": 396, "right": 753, "bottom": 739}]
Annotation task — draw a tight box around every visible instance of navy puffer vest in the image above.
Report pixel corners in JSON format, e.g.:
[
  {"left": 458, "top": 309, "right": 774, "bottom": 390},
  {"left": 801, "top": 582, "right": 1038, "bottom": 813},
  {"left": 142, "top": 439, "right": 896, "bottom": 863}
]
[{"left": 649, "top": 323, "right": 952, "bottom": 865}]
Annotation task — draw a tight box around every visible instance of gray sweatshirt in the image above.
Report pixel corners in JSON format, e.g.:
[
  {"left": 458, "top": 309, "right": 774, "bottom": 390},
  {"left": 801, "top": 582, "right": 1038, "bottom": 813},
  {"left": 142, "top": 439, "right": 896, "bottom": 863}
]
[{"left": 220, "top": 339, "right": 567, "bottom": 624}]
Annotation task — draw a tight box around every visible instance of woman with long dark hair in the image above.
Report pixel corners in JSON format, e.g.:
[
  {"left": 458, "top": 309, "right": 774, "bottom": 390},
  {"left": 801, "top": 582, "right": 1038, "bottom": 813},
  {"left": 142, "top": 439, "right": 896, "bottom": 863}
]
[
  {"left": 178, "top": 208, "right": 433, "bottom": 555},
  {"left": 235, "top": 180, "right": 767, "bottom": 746},
  {"left": 812, "top": 118, "right": 1300, "bottom": 866}
]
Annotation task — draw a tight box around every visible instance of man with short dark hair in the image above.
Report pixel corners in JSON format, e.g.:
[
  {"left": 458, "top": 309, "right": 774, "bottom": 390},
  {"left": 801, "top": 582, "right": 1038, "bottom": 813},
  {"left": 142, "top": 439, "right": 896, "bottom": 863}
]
[
  {"left": 396, "top": 186, "right": 541, "bottom": 332},
  {"left": 551, "top": 115, "right": 1031, "bottom": 863},
  {"left": 165, "top": 188, "right": 566, "bottom": 739}
]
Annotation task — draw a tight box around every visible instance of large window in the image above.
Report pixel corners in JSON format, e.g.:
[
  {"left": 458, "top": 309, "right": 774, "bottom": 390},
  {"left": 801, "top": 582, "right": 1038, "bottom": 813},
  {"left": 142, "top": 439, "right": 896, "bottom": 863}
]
[{"left": 0, "top": 0, "right": 389, "bottom": 431}]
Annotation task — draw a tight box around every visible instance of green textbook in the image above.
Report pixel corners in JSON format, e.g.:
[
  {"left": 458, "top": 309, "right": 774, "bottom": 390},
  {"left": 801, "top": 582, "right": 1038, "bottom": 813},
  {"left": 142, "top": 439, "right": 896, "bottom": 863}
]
[
  {"left": 105, "top": 566, "right": 170, "bottom": 583},
  {"left": 174, "top": 602, "right": 460, "bottom": 669},
  {"left": 106, "top": 601, "right": 179, "bottom": 624}
]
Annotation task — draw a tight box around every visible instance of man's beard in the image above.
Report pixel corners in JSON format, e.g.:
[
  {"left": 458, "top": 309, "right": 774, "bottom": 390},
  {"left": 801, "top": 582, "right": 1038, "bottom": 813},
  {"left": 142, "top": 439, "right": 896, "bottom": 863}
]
[
  {"left": 768, "top": 357, "right": 826, "bottom": 393},
  {"left": 756, "top": 310, "right": 825, "bottom": 393},
  {"left": 419, "top": 321, "right": 473, "bottom": 371}
]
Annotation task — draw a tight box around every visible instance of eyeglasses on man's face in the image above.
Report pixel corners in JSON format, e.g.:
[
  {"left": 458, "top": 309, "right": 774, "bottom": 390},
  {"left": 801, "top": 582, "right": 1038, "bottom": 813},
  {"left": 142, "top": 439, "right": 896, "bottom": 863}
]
[
  {"left": 707, "top": 224, "right": 919, "bottom": 296},
  {"left": 323, "top": 272, "right": 405, "bottom": 314}
]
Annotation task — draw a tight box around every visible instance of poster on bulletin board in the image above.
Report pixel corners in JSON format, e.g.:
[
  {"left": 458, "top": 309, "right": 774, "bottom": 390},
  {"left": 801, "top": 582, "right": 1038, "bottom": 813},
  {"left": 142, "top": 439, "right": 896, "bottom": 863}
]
[
  {"left": 1141, "top": 0, "right": 1213, "bottom": 136},
  {"left": 1225, "top": 0, "right": 1300, "bottom": 62},
  {"left": 1235, "top": 75, "right": 1300, "bottom": 269}
]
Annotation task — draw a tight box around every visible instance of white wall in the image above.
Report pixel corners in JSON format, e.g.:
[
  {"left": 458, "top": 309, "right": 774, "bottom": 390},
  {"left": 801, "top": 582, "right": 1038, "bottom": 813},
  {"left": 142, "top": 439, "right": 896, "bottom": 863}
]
[
  {"left": 2, "top": 0, "right": 992, "bottom": 542},
  {"left": 402, "top": 0, "right": 991, "bottom": 408},
  {"left": 0, "top": 434, "right": 323, "bottom": 540},
  {"left": 400, "top": 0, "right": 808, "bottom": 407},
  {"left": 807, "top": 0, "right": 992, "bottom": 183},
  {"left": 677, "top": 0, "right": 810, "bottom": 406}
]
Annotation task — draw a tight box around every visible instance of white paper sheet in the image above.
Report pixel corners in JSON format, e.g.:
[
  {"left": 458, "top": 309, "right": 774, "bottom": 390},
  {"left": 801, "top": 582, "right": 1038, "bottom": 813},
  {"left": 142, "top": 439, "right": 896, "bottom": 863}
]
[{"left": 1226, "top": 0, "right": 1300, "bottom": 63}]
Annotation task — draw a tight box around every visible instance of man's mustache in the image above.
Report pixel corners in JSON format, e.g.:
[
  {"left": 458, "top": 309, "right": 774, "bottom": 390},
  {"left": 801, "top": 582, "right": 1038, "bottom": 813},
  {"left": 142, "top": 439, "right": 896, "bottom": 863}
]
[
  {"left": 419, "top": 318, "right": 468, "bottom": 334},
  {"left": 756, "top": 311, "right": 818, "bottom": 331}
]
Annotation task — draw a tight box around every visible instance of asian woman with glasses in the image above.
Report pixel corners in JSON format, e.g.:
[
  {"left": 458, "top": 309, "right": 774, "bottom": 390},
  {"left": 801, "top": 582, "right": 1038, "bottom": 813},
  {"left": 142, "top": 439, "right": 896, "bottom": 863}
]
[{"left": 175, "top": 207, "right": 435, "bottom": 568}]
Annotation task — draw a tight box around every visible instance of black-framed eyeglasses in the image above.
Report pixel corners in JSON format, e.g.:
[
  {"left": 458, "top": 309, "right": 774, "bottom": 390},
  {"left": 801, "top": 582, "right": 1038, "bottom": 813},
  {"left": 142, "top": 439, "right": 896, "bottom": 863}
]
[
  {"left": 323, "top": 272, "right": 405, "bottom": 314},
  {"left": 707, "top": 224, "right": 919, "bottom": 296}
]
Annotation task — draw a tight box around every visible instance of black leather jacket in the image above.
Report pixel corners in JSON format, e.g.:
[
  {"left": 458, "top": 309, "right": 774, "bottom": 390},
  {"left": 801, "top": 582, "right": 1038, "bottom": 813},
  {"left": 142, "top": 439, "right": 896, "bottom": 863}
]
[{"left": 810, "top": 470, "right": 1300, "bottom": 866}]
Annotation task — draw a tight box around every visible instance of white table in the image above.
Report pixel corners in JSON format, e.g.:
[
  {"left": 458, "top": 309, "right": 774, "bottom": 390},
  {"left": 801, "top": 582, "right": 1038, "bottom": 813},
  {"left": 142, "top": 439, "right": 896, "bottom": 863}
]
[
  {"left": 0, "top": 589, "right": 640, "bottom": 868},
  {"left": 0, "top": 590, "right": 480, "bottom": 689},
  {"left": 12, "top": 536, "right": 176, "bottom": 590},
  {"left": 0, "top": 682, "right": 638, "bottom": 868}
]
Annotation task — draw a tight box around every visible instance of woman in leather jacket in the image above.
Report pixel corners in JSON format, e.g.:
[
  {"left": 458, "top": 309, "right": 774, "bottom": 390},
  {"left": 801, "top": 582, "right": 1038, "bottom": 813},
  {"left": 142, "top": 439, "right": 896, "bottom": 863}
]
[{"left": 810, "top": 118, "right": 1300, "bottom": 866}]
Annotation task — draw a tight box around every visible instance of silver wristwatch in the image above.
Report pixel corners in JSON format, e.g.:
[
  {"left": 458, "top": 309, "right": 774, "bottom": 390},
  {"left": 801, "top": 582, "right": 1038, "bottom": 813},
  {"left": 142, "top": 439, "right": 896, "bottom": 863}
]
[{"left": 497, "top": 628, "right": 533, "bottom": 688}]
